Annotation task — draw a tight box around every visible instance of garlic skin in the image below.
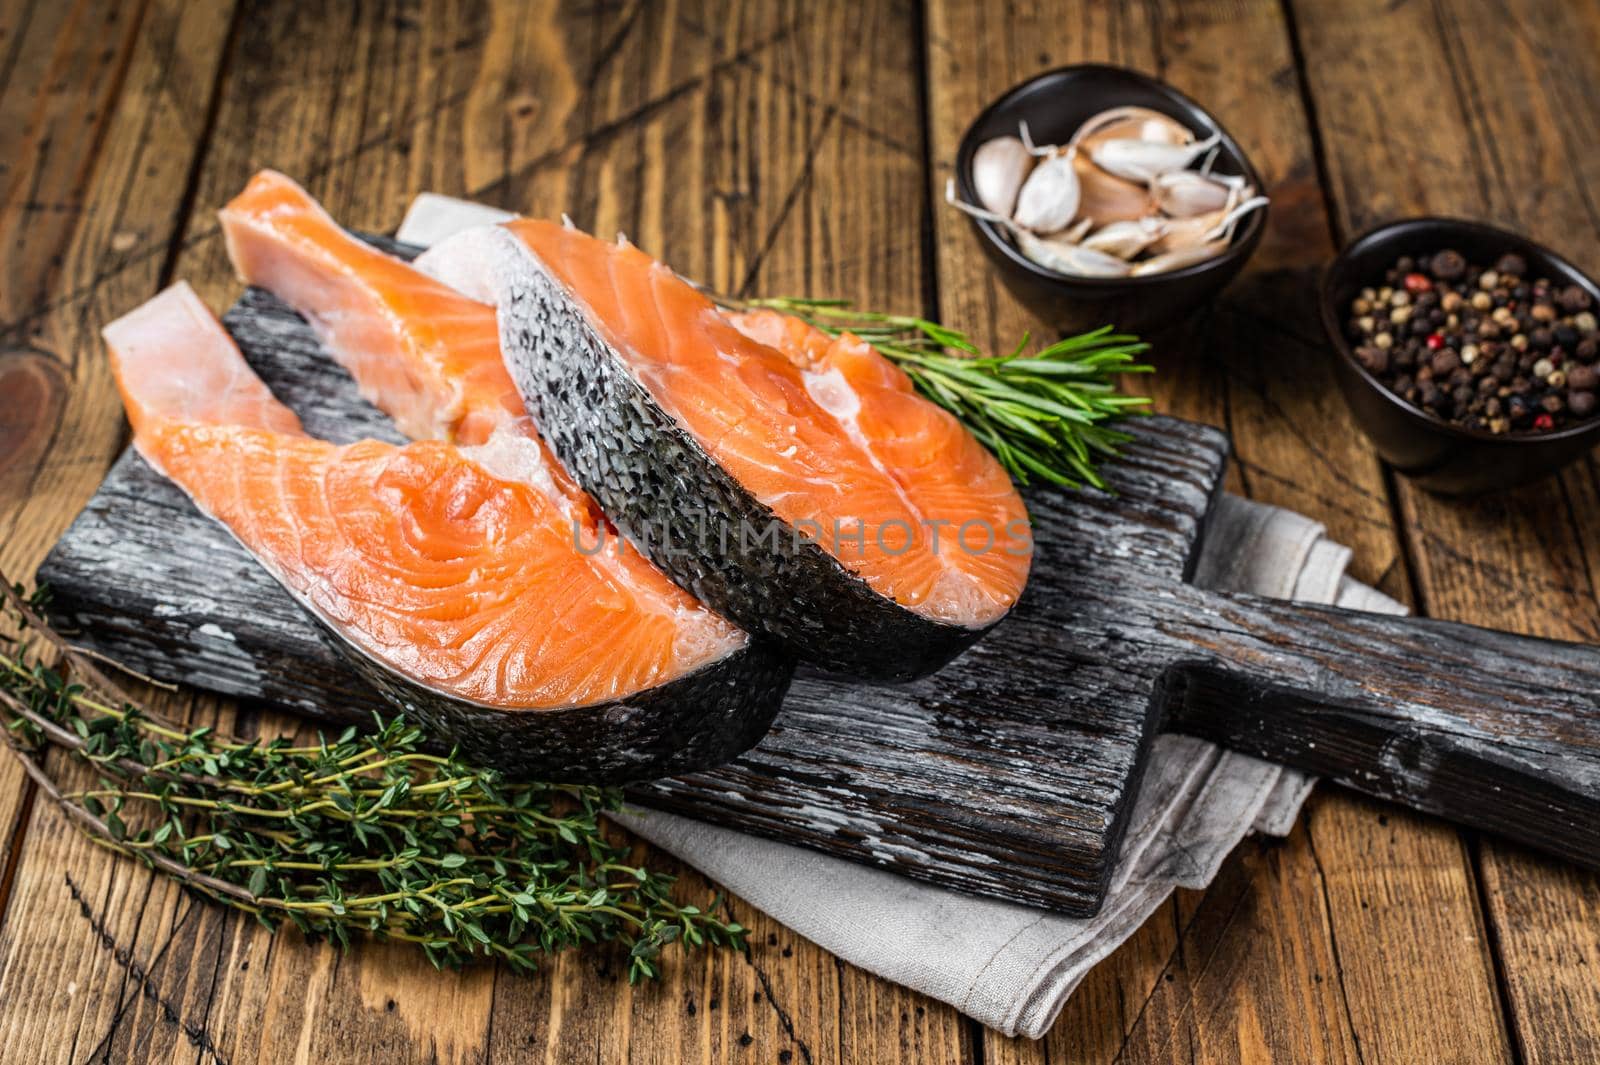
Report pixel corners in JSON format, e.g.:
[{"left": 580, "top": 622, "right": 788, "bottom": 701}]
[
  {"left": 1131, "top": 240, "right": 1230, "bottom": 276},
  {"left": 1081, "top": 216, "right": 1168, "bottom": 260},
  {"left": 1016, "top": 231, "right": 1131, "bottom": 277},
  {"left": 1062, "top": 216, "right": 1094, "bottom": 243},
  {"left": 944, "top": 181, "right": 1128, "bottom": 278},
  {"left": 1089, "top": 132, "right": 1220, "bottom": 184},
  {"left": 1071, "top": 106, "right": 1194, "bottom": 152},
  {"left": 1148, "top": 170, "right": 1234, "bottom": 218},
  {"left": 1148, "top": 195, "right": 1269, "bottom": 254},
  {"left": 971, "top": 135, "right": 1033, "bottom": 218}
]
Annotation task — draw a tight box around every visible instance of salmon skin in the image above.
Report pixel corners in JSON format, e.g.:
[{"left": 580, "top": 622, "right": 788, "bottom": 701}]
[
  {"left": 104, "top": 281, "right": 791, "bottom": 782},
  {"left": 418, "top": 222, "right": 1034, "bottom": 680}
]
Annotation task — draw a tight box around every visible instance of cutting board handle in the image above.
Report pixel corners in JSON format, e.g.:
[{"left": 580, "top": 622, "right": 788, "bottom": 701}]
[{"left": 1167, "top": 592, "right": 1600, "bottom": 868}]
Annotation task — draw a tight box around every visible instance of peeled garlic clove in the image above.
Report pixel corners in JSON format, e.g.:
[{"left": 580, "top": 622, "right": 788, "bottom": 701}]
[
  {"left": 1013, "top": 147, "right": 1081, "bottom": 233},
  {"left": 971, "top": 135, "right": 1033, "bottom": 218},
  {"left": 1016, "top": 230, "right": 1131, "bottom": 277},
  {"left": 1081, "top": 216, "right": 1168, "bottom": 260},
  {"left": 1071, "top": 106, "right": 1194, "bottom": 151},
  {"left": 1131, "top": 240, "right": 1230, "bottom": 276},
  {"left": 1149, "top": 170, "right": 1234, "bottom": 217},
  {"left": 1090, "top": 131, "right": 1220, "bottom": 183},
  {"left": 1063, "top": 216, "right": 1094, "bottom": 243},
  {"left": 1074, "top": 152, "right": 1152, "bottom": 227}
]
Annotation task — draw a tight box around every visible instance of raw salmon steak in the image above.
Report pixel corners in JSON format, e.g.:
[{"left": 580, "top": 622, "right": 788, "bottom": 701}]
[
  {"left": 419, "top": 221, "right": 1034, "bottom": 679},
  {"left": 103, "top": 281, "right": 790, "bottom": 781}
]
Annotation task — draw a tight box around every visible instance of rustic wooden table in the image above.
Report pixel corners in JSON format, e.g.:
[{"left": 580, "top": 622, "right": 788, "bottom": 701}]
[{"left": 2, "top": 1, "right": 1598, "bottom": 1061}]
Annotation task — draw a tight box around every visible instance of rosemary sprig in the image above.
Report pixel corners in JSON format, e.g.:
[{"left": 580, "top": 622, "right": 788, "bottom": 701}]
[
  {"left": 0, "top": 581, "right": 744, "bottom": 982},
  {"left": 725, "top": 297, "right": 1153, "bottom": 489}
]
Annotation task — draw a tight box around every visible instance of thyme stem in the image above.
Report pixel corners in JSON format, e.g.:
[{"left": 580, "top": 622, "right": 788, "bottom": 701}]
[
  {"left": 0, "top": 579, "right": 744, "bottom": 982},
  {"left": 718, "top": 297, "right": 1153, "bottom": 489}
]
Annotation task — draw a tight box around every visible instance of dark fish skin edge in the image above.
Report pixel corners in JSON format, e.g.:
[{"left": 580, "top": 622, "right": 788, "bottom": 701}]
[
  {"left": 491, "top": 243, "right": 997, "bottom": 681},
  {"left": 317, "top": 614, "right": 794, "bottom": 784}
]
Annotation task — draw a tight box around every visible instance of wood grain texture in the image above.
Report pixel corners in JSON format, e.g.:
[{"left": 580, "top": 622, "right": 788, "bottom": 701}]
[
  {"left": 920, "top": 0, "right": 1520, "bottom": 1062},
  {"left": 3, "top": 1, "right": 969, "bottom": 1062},
  {"left": 1291, "top": 0, "right": 1600, "bottom": 1059},
  {"left": 0, "top": 0, "right": 241, "bottom": 1002},
  {"left": 3, "top": 0, "right": 1598, "bottom": 1061}
]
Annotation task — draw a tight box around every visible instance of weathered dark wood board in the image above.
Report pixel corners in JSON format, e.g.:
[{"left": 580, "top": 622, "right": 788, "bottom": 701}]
[
  {"left": 39, "top": 283, "right": 1600, "bottom": 916},
  {"left": 39, "top": 286, "right": 1224, "bottom": 915}
]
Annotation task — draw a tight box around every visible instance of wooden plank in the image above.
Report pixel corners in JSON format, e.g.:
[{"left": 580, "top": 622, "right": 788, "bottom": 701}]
[
  {"left": 0, "top": 0, "right": 154, "bottom": 905},
  {"left": 1293, "top": 0, "right": 1600, "bottom": 1060},
  {"left": 0, "top": 1, "right": 960, "bottom": 1062},
  {"left": 921, "top": 0, "right": 1513, "bottom": 1059},
  {"left": 0, "top": 0, "right": 238, "bottom": 960}
]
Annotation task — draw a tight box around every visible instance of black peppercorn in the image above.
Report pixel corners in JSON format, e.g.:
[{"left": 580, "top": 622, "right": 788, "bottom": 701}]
[
  {"left": 1556, "top": 284, "right": 1593, "bottom": 313},
  {"left": 1570, "top": 391, "right": 1597, "bottom": 417},
  {"left": 1568, "top": 363, "right": 1599, "bottom": 392},
  {"left": 1494, "top": 253, "right": 1527, "bottom": 277},
  {"left": 1429, "top": 249, "right": 1467, "bottom": 281},
  {"left": 1355, "top": 345, "right": 1389, "bottom": 374}
]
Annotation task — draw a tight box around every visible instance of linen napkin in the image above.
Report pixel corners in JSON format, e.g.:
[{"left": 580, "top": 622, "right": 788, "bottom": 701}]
[{"left": 394, "top": 196, "right": 1407, "bottom": 1040}]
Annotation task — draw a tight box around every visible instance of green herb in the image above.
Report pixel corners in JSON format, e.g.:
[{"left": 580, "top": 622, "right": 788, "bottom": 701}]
[
  {"left": 0, "top": 581, "right": 744, "bottom": 982},
  {"left": 723, "top": 297, "right": 1153, "bottom": 489}
]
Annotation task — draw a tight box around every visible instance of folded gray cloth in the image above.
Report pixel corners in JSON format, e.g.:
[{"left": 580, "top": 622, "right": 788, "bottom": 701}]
[{"left": 395, "top": 197, "right": 1408, "bottom": 1040}]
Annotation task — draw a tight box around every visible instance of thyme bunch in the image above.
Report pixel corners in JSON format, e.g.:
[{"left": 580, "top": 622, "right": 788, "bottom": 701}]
[
  {"left": 726, "top": 297, "right": 1153, "bottom": 489},
  {"left": 0, "top": 582, "right": 744, "bottom": 982}
]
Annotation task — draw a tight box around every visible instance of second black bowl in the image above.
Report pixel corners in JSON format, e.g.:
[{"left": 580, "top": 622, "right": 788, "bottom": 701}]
[
  {"left": 1320, "top": 217, "right": 1600, "bottom": 495},
  {"left": 954, "top": 64, "right": 1267, "bottom": 335}
]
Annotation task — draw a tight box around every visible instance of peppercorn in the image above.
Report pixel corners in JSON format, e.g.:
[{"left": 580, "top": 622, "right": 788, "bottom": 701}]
[
  {"left": 1348, "top": 248, "right": 1600, "bottom": 434},
  {"left": 1355, "top": 345, "right": 1388, "bottom": 374},
  {"left": 1494, "top": 253, "right": 1527, "bottom": 277},
  {"left": 1430, "top": 249, "right": 1467, "bottom": 280},
  {"left": 1556, "top": 285, "right": 1592, "bottom": 313},
  {"left": 1568, "top": 363, "right": 1600, "bottom": 391}
]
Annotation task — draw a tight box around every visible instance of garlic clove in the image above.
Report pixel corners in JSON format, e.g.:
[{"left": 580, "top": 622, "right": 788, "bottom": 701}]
[
  {"left": 1089, "top": 131, "right": 1221, "bottom": 183},
  {"left": 1131, "top": 240, "right": 1231, "bottom": 276},
  {"left": 1074, "top": 152, "right": 1153, "bottom": 227},
  {"left": 1012, "top": 147, "right": 1081, "bottom": 234},
  {"left": 945, "top": 180, "right": 1128, "bottom": 277},
  {"left": 1146, "top": 195, "right": 1269, "bottom": 256},
  {"left": 1080, "top": 216, "right": 1168, "bottom": 260},
  {"left": 1148, "top": 170, "right": 1234, "bottom": 217},
  {"left": 1071, "top": 106, "right": 1195, "bottom": 151},
  {"left": 1063, "top": 216, "right": 1094, "bottom": 243},
  {"left": 1016, "top": 230, "right": 1132, "bottom": 277},
  {"left": 971, "top": 135, "right": 1033, "bottom": 218}
]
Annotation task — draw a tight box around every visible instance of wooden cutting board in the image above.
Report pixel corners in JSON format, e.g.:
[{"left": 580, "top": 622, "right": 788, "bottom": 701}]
[{"left": 38, "top": 284, "right": 1600, "bottom": 917}]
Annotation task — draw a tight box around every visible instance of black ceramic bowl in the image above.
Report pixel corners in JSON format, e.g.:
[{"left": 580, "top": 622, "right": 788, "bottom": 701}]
[
  {"left": 954, "top": 64, "right": 1267, "bottom": 334},
  {"left": 1321, "top": 218, "right": 1600, "bottom": 496}
]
